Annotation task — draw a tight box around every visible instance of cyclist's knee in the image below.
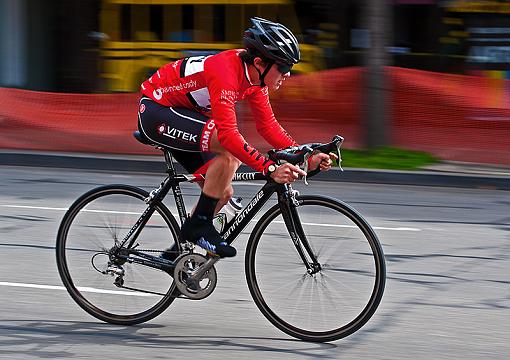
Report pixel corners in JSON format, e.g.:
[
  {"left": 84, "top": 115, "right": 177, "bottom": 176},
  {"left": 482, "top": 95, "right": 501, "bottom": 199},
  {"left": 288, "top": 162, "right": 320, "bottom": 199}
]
[
  {"left": 223, "top": 185, "right": 234, "bottom": 202},
  {"left": 216, "top": 151, "right": 241, "bottom": 171}
]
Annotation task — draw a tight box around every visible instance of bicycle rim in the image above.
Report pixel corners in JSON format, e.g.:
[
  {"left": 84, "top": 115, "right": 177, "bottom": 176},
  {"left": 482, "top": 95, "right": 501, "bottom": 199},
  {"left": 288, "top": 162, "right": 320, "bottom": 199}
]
[
  {"left": 245, "top": 195, "right": 385, "bottom": 342},
  {"left": 56, "top": 185, "right": 180, "bottom": 325}
]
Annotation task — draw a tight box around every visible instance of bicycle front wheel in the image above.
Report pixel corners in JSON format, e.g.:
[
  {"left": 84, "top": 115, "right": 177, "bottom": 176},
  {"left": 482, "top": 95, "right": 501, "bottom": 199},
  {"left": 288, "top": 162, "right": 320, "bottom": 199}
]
[
  {"left": 56, "top": 185, "right": 180, "bottom": 325},
  {"left": 245, "top": 195, "right": 385, "bottom": 342}
]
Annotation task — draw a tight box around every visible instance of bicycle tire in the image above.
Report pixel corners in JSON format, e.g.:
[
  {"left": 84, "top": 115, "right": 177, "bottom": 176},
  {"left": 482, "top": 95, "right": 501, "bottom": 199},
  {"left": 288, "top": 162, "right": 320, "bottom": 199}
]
[
  {"left": 56, "top": 185, "right": 181, "bottom": 325},
  {"left": 245, "top": 195, "right": 385, "bottom": 342}
]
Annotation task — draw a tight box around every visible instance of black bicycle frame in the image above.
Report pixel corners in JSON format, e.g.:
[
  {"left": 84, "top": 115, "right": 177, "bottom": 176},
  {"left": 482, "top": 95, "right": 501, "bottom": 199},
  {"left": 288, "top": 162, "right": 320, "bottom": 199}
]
[{"left": 117, "top": 149, "right": 319, "bottom": 272}]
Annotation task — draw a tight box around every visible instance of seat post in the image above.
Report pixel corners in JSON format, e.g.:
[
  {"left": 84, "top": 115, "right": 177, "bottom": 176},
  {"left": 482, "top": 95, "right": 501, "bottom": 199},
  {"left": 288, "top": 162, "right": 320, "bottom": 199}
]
[{"left": 163, "top": 149, "right": 177, "bottom": 176}]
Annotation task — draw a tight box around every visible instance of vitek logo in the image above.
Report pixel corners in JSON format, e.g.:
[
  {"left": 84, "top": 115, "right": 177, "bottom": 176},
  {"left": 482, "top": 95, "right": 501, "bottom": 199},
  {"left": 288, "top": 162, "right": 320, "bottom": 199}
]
[{"left": 157, "top": 124, "right": 197, "bottom": 143}]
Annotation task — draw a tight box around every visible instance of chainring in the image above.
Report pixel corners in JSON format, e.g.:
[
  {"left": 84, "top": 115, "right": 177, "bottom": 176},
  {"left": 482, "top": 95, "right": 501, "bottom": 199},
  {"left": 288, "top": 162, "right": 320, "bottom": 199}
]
[{"left": 173, "top": 253, "right": 217, "bottom": 300}]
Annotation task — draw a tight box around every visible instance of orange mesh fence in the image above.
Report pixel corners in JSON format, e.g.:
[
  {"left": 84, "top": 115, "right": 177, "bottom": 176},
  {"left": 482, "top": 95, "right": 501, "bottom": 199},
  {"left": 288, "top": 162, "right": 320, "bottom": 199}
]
[
  {"left": 1, "top": 67, "right": 509, "bottom": 165},
  {"left": 239, "top": 67, "right": 363, "bottom": 152},
  {"left": 0, "top": 88, "right": 154, "bottom": 155},
  {"left": 389, "top": 67, "right": 510, "bottom": 165}
]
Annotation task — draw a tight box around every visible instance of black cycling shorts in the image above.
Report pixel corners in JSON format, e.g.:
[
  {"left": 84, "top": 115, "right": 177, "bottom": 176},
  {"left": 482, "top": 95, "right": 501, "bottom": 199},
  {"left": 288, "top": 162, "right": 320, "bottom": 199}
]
[{"left": 137, "top": 97, "right": 216, "bottom": 174}]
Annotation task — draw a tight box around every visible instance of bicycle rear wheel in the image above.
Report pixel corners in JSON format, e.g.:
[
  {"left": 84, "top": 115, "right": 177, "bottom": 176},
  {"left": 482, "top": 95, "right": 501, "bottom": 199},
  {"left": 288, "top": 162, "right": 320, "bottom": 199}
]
[
  {"left": 56, "top": 185, "right": 180, "bottom": 325},
  {"left": 245, "top": 195, "right": 385, "bottom": 342}
]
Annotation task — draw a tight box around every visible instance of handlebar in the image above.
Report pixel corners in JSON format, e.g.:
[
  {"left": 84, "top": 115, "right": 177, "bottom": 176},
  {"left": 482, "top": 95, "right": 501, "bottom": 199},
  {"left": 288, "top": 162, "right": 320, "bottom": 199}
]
[
  {"left": 310, "top": 135, "right": 344, "bottom": 156},
  {"left": 268, "top": 145, "right": 313, "bottom": 165},
  {"left": 268, "top": 135, "right": 344, "bottom": 165},
  {"left": 267, "top": 135, "right": 344, "bottom": 185}
]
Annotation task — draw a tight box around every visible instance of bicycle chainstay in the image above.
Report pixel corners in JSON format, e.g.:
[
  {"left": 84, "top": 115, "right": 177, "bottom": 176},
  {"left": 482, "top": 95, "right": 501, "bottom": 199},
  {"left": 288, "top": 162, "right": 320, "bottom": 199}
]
[{"left": 110, "top": 247, "right": 186, "bottom": 298}]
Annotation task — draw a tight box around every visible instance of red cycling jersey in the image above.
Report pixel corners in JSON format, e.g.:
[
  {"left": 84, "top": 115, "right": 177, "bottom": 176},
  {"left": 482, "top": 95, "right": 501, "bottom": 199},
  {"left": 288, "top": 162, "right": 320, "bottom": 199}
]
[{"left": 140, "top": 49, "right": 297, "bottom": 173}]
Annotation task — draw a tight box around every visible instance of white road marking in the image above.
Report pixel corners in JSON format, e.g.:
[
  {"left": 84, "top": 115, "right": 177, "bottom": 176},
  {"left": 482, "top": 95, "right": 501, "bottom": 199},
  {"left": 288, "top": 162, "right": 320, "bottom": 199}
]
[
  {"left": 271, "top": 220, "right": 420, "bottom": 232},
  {"left": 1, "top": 204, "right": 68, "bottom": 211},
  {"left": 0, "top": 281, "right": 158, "bottom": 297},
  {"left": 0, "top": 204, "right": 421, "bottom": 232},
  {"left": 0, "top": 204, "right": 143, "bottom": 216}
]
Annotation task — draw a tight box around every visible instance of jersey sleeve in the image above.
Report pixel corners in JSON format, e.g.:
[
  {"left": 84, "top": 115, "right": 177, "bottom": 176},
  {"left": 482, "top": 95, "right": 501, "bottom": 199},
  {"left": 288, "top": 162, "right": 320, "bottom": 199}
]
[
  {"left": 204, "top": 60, "right": 274, "bottom": 173},
  {"left": 247, "top": 87, "right": 298, "bottom": 149}
]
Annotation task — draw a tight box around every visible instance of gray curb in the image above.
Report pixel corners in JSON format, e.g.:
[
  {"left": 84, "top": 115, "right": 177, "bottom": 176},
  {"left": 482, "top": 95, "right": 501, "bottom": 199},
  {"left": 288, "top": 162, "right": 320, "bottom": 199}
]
[{"left": 1, "top": 151, "right": 509, "bottom": 190}]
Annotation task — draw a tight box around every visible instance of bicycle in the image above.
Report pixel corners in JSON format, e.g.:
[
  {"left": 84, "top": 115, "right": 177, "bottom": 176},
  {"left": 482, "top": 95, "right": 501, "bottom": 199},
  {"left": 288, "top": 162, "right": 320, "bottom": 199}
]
[{"left": 56, "top": 131, "right": 386, "bottom": 343}]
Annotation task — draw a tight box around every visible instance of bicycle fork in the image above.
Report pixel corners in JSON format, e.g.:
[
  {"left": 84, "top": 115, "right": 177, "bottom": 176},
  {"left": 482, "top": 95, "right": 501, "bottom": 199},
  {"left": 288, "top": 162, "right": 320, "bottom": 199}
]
[{"left": 278, "top": 185, "right": 321, "bottom": 275}]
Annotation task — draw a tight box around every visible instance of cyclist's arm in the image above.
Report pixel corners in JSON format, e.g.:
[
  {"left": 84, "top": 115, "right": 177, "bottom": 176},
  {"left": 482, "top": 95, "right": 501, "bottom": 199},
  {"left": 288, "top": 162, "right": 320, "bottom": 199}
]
[
  {"left": 204, "top": 66, "right": 274, "bottom": 173},
  {"left": 248, "top": 87, "right": 298, "bottom": 149}
]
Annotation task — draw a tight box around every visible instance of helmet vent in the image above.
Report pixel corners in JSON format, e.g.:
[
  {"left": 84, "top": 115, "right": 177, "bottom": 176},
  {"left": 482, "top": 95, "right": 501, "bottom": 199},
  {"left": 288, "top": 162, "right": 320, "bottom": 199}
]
[{"left": 242, "top": 17, "right": 300, "bottom": 66}]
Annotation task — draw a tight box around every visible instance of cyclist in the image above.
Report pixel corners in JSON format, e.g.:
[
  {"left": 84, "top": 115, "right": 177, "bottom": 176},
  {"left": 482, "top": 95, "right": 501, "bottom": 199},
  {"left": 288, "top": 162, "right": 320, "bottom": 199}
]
[{"left": 137, "top": 17, "right": 334, "bottom": 259}]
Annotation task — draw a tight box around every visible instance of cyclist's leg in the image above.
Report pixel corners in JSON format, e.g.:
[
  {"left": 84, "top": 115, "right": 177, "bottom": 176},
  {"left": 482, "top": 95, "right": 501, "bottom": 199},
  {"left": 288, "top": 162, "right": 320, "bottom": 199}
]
[
  {"left": 138, "top": 98, "right": 237, "bottom": 211},
  {"left": 171, "top": 150, "right": 236, "bottom": 213},
  {"left": 159, "top": 150, "right": 238, "bottom": 259},
  {"left": 203, "top": 130, "right": 241, "bottom": 208},
  {"left": 179, "top": 129, "right": 240, "bottom": 257},
  {"left": 138, "top": 98, "right": 237, "bottom": 257}
]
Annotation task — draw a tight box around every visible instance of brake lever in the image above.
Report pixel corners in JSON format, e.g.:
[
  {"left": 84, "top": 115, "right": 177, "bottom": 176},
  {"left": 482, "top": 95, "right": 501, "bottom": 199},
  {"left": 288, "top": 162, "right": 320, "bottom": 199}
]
[
  {"left": 330, "top": 135, "right": 344, "bottom": 171},
  {"left": 303, "top": 152, "right": 312, "bottom": 186},
  {"left": 302, "top": 136, "right": 344, "bottom": 184}
]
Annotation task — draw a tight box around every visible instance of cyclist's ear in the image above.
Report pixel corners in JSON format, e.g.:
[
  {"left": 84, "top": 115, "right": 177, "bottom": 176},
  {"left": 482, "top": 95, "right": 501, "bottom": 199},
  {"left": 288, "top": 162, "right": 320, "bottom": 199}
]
[{"left": 253, "top": 57, "right": 265, "bottom": 69}]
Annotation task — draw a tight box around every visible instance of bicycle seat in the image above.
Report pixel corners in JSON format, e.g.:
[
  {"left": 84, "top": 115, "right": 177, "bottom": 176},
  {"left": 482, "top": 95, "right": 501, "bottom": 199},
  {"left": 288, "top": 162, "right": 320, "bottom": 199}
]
[{"left": 133, "top": 131, "right": 155, "bottom": 146}]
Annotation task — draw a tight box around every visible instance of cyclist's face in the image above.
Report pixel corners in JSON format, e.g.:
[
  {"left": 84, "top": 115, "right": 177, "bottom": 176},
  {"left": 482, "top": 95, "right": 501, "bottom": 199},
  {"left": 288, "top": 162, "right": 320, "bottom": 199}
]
[
  {"left": 264, "top": 63, "right": 290, "bottom": 91},
  {"left": 253, "top": 58, "right": 290, "bottom": 91}
]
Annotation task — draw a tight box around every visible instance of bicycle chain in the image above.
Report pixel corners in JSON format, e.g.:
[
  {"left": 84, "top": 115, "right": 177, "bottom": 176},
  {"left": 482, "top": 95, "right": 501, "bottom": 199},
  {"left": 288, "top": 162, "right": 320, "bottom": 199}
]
[
  {"left": 126, "top": 244, "right": 192, "bottom": 255},
  {"left": 129, "top": 248, "right": 162, "bottom": 253}
]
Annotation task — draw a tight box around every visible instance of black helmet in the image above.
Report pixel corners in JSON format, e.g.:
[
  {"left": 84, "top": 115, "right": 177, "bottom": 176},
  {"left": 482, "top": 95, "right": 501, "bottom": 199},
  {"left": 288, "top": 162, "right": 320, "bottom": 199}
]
[{"left": 243, "top": 17, "right": 300, "bottom": 66}]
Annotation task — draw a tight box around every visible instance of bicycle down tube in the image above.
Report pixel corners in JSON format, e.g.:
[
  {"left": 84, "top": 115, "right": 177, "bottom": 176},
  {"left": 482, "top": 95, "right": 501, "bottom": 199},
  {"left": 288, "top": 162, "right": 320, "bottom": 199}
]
[
  {"left": 219, "top": 178, "right": 315, "bottom": 274},
  {"left": 220, "top": 179, "right": 279, "bottom": 244},
  {"left": 114, "top": 164, "right": 313, "bottom": 274}
]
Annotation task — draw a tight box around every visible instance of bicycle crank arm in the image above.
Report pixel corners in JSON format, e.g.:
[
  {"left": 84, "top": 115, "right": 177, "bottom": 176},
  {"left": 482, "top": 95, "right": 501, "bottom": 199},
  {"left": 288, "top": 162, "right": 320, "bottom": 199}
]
[
  {"left": 188, "top": 256, "right": 219, "bottom": 281},
  {"left": 173, "top": 253, "right": 218, "bottom": 300}
]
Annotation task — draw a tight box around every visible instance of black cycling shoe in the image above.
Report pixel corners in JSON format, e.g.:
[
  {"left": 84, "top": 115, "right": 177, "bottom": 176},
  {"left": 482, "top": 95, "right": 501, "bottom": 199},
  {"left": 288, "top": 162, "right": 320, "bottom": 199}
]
[{"left": 180, "top": 217, "right": 236, "bottom": 258}]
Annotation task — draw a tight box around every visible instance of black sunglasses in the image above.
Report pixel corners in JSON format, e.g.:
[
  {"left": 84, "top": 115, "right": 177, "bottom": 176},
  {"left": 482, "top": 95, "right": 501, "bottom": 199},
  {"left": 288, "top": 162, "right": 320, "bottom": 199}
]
[{"left": 276, "top": 63, "right": 293, "bottom": 74}]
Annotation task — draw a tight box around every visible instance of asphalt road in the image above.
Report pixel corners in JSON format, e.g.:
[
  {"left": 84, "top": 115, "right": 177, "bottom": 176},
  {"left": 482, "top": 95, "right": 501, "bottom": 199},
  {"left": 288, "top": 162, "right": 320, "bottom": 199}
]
[{"left": 0, "top": 165, "right": 508, "bottom": 359}]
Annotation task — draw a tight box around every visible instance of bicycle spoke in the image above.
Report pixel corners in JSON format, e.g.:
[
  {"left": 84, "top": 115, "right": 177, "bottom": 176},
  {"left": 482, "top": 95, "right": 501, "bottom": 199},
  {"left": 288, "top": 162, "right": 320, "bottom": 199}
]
[
  {"left": 288, "top": 274, "right": 311, "bottom": 324},
  {"left": 57, "top": 186, "right": 180, "bottom": 325},
  {"left": 316, "top": 274, "right": 344, "bottom": 313},
  {"left": 246, "top": 196, "right": 385, "bottom": 341}
]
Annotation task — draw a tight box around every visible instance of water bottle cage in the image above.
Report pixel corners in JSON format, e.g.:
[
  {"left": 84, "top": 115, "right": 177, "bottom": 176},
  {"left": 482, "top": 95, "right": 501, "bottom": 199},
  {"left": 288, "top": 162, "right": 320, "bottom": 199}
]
[{"left": 213, "top": 198, "right": 243, "bottom": 232}]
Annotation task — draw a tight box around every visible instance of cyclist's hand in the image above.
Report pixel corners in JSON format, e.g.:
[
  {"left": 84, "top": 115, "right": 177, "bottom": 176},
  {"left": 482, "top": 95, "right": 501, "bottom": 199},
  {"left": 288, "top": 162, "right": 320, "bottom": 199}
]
[
  {"left": 308, "top": 152, "right": 338, "bottom": 172},
  {"left": 270, "top": 163, "right": 307, "bottom": 184}
]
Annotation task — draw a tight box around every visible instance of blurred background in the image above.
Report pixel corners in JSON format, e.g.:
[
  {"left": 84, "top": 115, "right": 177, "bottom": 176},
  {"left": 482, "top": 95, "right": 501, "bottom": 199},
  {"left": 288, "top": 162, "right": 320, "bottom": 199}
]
[{"left": 0, "top": 0, "right": 509, "bottom": 166}]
